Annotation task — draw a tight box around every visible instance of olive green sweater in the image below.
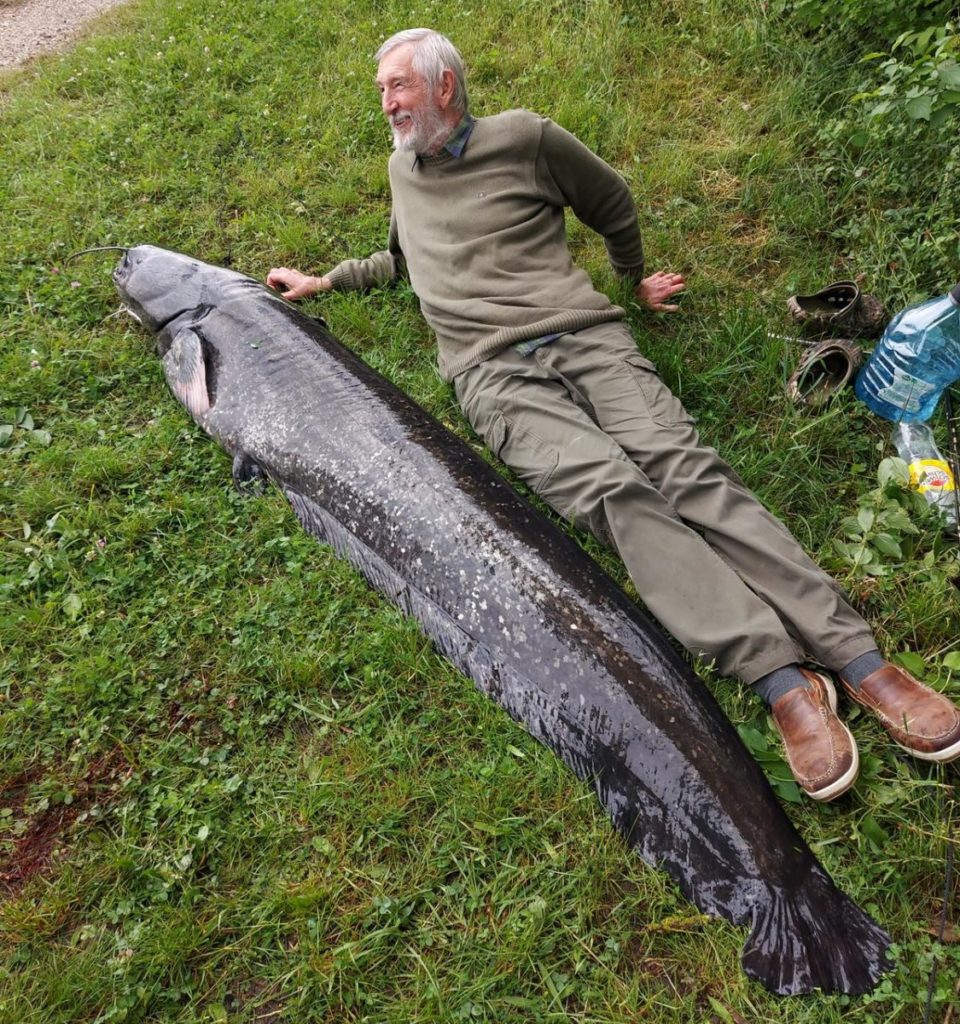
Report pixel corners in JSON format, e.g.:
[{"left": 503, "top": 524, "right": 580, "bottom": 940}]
[{"left": 325, "top": 109, "right": 645, "bottom": 381}]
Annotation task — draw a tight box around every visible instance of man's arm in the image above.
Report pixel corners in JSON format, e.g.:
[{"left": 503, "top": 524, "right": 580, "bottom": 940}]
[
  {"left": 534, "top": 118, "right": 684, "bottom": 312},
  {"left": 266, "top": 211, "right": 405, "bottom": 300}
]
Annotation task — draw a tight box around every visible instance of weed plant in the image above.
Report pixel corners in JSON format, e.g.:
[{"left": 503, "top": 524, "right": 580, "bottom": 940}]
[{"left": 1, "top": 1, "right": 958, "bottom": 1022}]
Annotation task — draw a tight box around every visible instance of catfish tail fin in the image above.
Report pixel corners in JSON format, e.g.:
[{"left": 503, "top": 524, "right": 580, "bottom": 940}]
[{"left": 741, "top": 865, "right": 892, "bottom": 995}]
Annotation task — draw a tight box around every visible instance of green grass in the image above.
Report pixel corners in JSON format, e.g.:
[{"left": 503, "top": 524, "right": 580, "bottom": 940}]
[{"left": 1, "top": 1, "right": 959, "bottom": 1021}]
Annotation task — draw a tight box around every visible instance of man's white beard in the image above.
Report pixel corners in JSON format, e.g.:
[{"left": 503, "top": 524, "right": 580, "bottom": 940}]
[{"left": 391, "top": 102, "right": 450, "bottom": 155}]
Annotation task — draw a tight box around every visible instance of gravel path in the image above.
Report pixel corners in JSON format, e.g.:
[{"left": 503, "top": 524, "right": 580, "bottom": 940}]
[{"left": 0, "top": 0, "right": 131, "bottom": 70}]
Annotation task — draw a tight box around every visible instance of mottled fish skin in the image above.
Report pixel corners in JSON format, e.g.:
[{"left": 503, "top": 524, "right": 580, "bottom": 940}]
[{"left": 114, "top": 245, "right": 892, "bottom": 995}]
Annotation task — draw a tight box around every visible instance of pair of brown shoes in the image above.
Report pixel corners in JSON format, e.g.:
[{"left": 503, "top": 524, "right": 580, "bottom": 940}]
[{"left": 771, "top": 665, "right": 960, "bottom": 802}]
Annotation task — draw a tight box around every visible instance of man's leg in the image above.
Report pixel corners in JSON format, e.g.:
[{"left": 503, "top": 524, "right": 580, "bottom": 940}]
[
  {"left": 536, "top": 322, "right": 876, "bottom": 673},
  {"left": 455, "top": 345, "right": 868, "bottom": 799},
  {"left": 537, "top": 322, "right": 960, "bottom": 767},
  {"left": 455, "top": 345, "right": 806, "bottom": 684}
]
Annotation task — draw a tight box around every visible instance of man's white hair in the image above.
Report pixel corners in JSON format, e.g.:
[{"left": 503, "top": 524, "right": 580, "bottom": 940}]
[{"left": 375, "top": 28, "right": 469, "bottom": 115}]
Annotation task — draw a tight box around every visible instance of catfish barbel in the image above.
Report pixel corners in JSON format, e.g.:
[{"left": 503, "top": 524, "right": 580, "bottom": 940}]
[{"left": 112, "top": 244, "right": 891, "bottom": 995}]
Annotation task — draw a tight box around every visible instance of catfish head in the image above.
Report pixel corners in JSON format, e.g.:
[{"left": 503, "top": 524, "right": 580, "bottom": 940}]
[
  {"left": 113, "top": 245, "right": 225, "bottom": 420},
  {"left": 113, "top": 245, "right": 216, "bottom": 344}
]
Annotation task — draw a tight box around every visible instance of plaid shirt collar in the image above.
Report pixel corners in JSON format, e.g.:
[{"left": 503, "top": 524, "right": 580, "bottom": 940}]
[
  {"left": 443, "top": 113, "right": 475, "bottom": 157},
  {"left": 412, "top": 113, "right": 475, "bottom": 168}
]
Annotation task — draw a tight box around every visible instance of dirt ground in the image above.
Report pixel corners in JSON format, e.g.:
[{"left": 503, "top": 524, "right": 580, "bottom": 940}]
[{"left": 0, "top": 0, "right": 130, "bottom": 70}]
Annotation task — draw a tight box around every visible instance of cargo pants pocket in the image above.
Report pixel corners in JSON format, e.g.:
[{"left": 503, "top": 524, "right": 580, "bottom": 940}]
[
  {"left": 622, "top": 354, "right": 696, "bottom": 428},
  {"left": 481, "top": 411, "right": 560, "bottom": 496}
]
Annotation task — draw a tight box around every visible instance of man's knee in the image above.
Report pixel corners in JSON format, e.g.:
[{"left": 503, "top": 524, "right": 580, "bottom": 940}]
[{"left": 542, "top": 448, "right": 653, "bottom": 541}]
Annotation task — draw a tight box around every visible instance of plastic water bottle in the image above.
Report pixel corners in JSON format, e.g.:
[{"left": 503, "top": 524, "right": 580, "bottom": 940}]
[
  {"left": 855, "top": 283, "right": 960, "bottom": 422},
  {"left": 890, "top": 422, "right": 957, "bottom": 529}
]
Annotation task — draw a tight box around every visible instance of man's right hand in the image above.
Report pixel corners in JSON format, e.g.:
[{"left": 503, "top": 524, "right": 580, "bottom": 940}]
[{"left": 265, "top": 267, "right": 332, "bottom": 301}]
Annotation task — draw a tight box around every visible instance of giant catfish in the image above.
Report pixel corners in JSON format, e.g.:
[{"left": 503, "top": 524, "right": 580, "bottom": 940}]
[{"left": 111, "top": 244, "right": 891, "bottom": 995}]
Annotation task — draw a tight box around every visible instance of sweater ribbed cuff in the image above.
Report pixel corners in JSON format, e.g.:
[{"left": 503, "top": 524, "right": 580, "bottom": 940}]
[
  {"left": 323, "top": 265, "right": 351, "bottom": 292},
  {"left": 613, "top": 262, "right": 645, "bottom": 284}
]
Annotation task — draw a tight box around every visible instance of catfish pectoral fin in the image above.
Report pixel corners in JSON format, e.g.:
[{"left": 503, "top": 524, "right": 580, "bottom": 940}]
[
  {"left": 162, "top": 327, "right": 211, "bottom": 420},
  {"left": 232, "top": 454, "right": 267, "bottom": 496},
  {"left": 741, "top": 867, "right": 892, "bottom": 995}
]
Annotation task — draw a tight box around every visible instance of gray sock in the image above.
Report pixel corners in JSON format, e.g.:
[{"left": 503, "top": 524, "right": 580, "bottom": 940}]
[
  {"left": 752, "top": 664, "right": 812, "bottom": 707},
  {"left": 839, "top": 649, "right": 885, "bottom": 691}
]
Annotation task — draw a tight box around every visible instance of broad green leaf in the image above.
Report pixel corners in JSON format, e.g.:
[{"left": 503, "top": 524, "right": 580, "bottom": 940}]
[
  {"left": 773, "top": 778, "right": 803, "bottom": 804},
  {"left": 872, "top": 533, "right": 902, "bottom": 558},
  {"left": 868, "top": 100, "right": 894, "bottom": 117},
  {"left": 737, "top": 725, "right": 769, "bottom": 753},
  {"left": 857, "top": 507, "right": 875, "bottom": 532},
  {"left": 29, "top": 429, "right": 52, "bottom": 446},
  {"left": 914, "top": 27, "right": 937, "bottom": 52},
  {"left": 0, "top": 425, "right": 12, "bottom": 446},
  {"left": 905, "top": 94, "right": 933, "bottom": 120},
  {"left": 878, "top": 457, "right": 909, "bottom": 487},
  {"left": 893, "top": 651, "right": 926, "bottom": 677},
  {"left": 63, "top": 593, "right": 83, "bottom": 621},
  {"left": 942, "top": 652, "right": 960, "bottom": 672},
  {"left": 937, "top": 63, "right": 960, "bottom": 88},
  {"left": 833, "top": 538, "right": 861, "bottom": 560},
  {"left": 884, "top": 508, "right": 917, "bottom": 533},
  {"left": 841, "top": 515, "right": 864, "bottom": 539},
  {"left": 864, "top": 560, "right": 890, "bottom": 577},
  {"left": 860, "top": 814, "right": 889, "bottom": 848}
]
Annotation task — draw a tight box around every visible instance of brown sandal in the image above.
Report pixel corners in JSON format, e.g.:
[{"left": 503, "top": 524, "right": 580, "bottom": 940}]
[
  {"left": 787, "top": 281, "right": 886, "bottom": 338},
  {"left": 786, "top": 337, "right": 863, "bottom": 407}
]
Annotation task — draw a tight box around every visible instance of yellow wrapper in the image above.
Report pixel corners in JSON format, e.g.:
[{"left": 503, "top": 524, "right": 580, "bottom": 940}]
[{"left": 908, "top": 458, "right": 955, "bottom": 494}]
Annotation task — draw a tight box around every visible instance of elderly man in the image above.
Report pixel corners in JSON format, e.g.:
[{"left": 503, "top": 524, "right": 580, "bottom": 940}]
[{"left": 267, "top": 28, "right": 960, "bottom": 799}]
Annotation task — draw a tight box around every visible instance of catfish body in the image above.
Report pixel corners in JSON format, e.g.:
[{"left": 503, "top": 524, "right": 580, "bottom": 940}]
[{"left": 114, "top": 245, "right": 891, "bottom": 995}]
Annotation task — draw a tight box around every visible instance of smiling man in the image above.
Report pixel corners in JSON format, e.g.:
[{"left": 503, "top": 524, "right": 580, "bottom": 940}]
[{"left": 267, "top": 28, "right": 960, "bottom": 799}]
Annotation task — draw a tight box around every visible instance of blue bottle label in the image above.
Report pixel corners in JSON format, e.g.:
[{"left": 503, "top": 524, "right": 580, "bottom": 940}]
[{"left": 875, "top": 367, "right": 935, "bottom": 414}]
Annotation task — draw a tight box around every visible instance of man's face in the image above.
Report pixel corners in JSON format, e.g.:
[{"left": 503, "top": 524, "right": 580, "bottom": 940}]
[{"left": 376, "top": 44, "right": 449, "bottom": 154}]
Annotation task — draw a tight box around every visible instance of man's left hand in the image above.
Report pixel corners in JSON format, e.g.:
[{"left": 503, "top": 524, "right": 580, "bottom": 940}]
[{"left": 634, "top": 271, "right": 686, "bottom": 313}]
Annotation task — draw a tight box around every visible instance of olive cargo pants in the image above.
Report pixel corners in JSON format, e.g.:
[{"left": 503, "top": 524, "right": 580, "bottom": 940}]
[{"left": 453, "top": 322, "right": 876, "bottom": 684}]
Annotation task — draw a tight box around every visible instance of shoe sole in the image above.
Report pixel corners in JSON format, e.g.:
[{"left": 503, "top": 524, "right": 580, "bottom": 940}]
[
  {"left": 804, "top": 672, "right": 859, "bottom": 802},
  {"left": 892, "top": 733, "right": 960, "bottom": 763}
]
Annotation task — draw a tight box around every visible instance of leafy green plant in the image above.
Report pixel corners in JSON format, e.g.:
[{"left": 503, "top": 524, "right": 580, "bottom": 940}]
[
  {"left": 831, "top": 455, "right": 959, "bottom": 580},
  {"left": 855, "top": 23, "right": 960, "bottom": 126},
  {"left": 779, "top": 0, "right": 954, "bottom": 42},
  {"left": 0, "top": 406, "right": 51, "bottom": 450},
  {"left": 736, "top": 723, "right": 803, "bottom": 804}
]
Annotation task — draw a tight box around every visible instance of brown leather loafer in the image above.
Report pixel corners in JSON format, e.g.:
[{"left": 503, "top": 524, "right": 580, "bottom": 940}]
[
  {"left": 841, "top": 664, "right": 960, "bottom": 762},
  {"left": 771, "top": 669, "right": 859, "bottom": 801}
]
